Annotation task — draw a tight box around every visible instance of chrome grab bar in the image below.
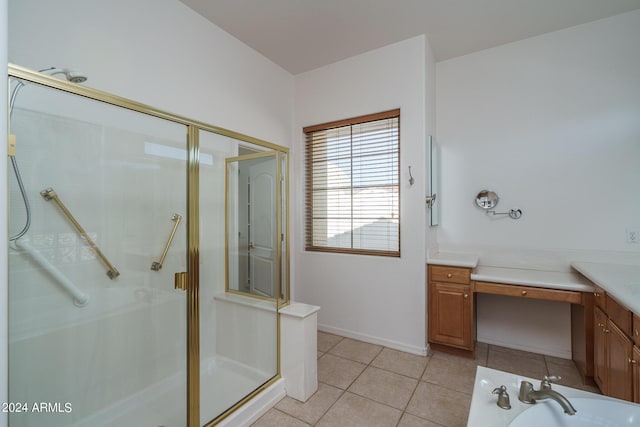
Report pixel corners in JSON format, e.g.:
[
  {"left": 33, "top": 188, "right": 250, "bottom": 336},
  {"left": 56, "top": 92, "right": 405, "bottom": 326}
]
[
  {"left": 40, "top": 187, "right": 120, "bottom": 279},
  {"left": 151, "top": 213, "right": 182, "bottom": 271}
]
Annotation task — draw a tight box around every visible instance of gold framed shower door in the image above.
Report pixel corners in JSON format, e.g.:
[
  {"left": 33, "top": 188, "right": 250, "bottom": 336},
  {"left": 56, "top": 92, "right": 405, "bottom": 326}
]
[{"left": 7, "top": 63, "right": 290, "bottom": 427}]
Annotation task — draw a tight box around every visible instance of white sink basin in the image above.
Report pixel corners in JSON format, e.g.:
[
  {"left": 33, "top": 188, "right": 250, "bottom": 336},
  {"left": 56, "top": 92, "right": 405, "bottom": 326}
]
[
  {"left": 509, "top": 397, "right": 640, "bottom": 427},
  {"left": 468, "top": 367, "right": 640, "bottom": 427}
]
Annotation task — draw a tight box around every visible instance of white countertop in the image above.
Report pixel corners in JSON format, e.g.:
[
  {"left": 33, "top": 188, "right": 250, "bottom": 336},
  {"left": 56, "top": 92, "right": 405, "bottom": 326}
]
[
  {"left": 427, "top": 251, "right": 640, "bottom": 296},
  {"left": 279, "top": 302, "right": 320, "bottom": 319},
  {"left": 472, "top": 266, "right": 595, "bottom": 293},
  {"left": 571, "top": 262, "right": 640, "bottom": 314},
  {"left": 427, "top": 251, "right": 479, "bottom": 268}
]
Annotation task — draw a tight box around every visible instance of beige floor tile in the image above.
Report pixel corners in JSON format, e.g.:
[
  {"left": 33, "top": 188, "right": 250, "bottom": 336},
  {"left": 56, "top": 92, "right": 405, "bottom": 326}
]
[
  {"left": 544, "top": 354, "right": 577, "bottom": 367},
  {"left": 310, "top": 332, "right": 591, "bottom": 427},
  {"left": 489, "top": 344, "right": 545, "bottom": 361},
  {"left": 348, "top": 366, "right": 419, "bottom": 410},
  {"left": 487, "top": 348, "right": 548, "bottom": 379},
  {"left": 406, "top": 382, "right": 470, "bottom": 427},
  {"left": 317, "top": 391, "right": 402, "bottom": 427},
  {"left": 577, "top": 384, "right": 602, "bottom": 394},
  {"left": 397, "top": 413, "right": 444, "bottom": 427},
  {"left": 275, "top": 383, "right": 344, "bottom": 425},
  {"left": 371, "top": 348, "right": 429, "bottom": 379},
  {"left": 429, "top": 342, "right": 488, "bottom": 367},
  {"left": 545, "top": 361, "right": 588, "bottom": 389},
  {"left": 430, "top": 349, "right": 484, "bottom": 367},
  {"left": 318, "top": 331, "right": 343, "bottom": 352},
  {"left": 329, "top": 338, "right": 383, "bottom": 364},
  {"left": 318, "top": 353, "right": 367, "bottom": 389},
  {"left": 474, "top": 342, "right": 489, "bottom": 365},
  {"left": 252, "top": 408, "right": 311, "bottom": 427},
  {"left": 422, "top": 355, "right": 478, "bottom": 394}
]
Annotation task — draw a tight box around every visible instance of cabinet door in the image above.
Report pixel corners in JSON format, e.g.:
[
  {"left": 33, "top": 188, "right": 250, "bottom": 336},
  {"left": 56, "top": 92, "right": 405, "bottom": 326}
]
[
  {"left": 593, "top": 286, "right": 606, "bottom": 311},
  {"left": 633, "top": 346, "right": 640, "bottom": 404},
  {"left": 607, "top": 319, "right": 633, "bottom": 401},
  {"left": 594, "top": 306, "right": 608, "bottom": 394},
  {"left": 428, "top": 282, "right": 472, "bottom": 349}
]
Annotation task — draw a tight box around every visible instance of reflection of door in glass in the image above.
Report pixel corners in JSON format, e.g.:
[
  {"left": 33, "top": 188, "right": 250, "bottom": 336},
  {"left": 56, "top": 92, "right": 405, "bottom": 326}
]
[
  {"left": 227, "top": 152, "right": 279, "bottom": 298},
  {"left": 248, "top": 156, "right": 277, "bottom": 297}
]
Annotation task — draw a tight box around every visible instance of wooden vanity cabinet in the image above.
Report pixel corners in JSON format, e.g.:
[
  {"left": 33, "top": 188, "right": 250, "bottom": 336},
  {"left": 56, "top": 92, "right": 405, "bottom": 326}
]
[
  {"left": 633, "top": 346, "right": 640, "bottom": 404},
  {"left": 607, "top": 294, "right": 632, "bottom": 337},
  {"left": 607, "top": 319, "right": 633, "bottom": 401},
  {"left": 632, "top": 314, "right": 640, "bottom": 403},
  {"left": 427, "top": 265, "right": 474, "bottom": 356},
  {"left": 593, "top": 293, "right": 635, "bottom": 401},
  {"left": 593, "top": 285, "right": 606, "bottom": 311},
  {"left": 593, "top": 306, "right": 608, "bottom": 394}
]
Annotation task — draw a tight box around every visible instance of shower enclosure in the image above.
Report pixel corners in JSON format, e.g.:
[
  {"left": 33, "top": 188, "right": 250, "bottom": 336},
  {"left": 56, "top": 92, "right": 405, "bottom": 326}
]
[{"left": 6, "top": 64, "right": 289, "bottom": 427}]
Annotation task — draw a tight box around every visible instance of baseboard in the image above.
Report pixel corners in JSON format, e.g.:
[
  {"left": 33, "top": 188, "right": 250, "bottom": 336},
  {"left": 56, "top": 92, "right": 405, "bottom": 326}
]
[
  {"left": 477, "top": 336, "right": 572, "bottom": 359},
  {"left": 318, "top": 323, "right": 429, "bottom": 357}
]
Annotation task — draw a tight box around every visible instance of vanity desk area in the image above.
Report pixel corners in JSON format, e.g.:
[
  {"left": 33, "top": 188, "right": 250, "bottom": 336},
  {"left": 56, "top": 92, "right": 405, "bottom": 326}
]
[
  {"left": 426, "top": 252, "right": 596, "bottom": 381},
  {"left": 427, "top": 252, "right": 640, "bottom": 403}
]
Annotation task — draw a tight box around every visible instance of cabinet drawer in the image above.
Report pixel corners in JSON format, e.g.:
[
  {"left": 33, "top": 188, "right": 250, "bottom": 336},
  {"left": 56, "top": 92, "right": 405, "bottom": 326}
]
[
  {"left": 607, "top": 294, "right": 632, "bottom": 337},
  {"left": 474, "top": 281, "right": 582, "bottom": 304},
  {"left": 634, "top": 314, "right": 640, "bottom": 347},
  {"left": 430, "top": 265, "right": 470, "bottom": 284},
  {"left": 593, "top": 286, "right": 606, "bottom": 310}
]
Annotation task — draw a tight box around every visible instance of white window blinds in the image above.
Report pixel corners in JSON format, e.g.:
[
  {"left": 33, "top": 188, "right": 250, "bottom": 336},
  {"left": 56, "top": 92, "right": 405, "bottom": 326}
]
[{"left": 304, "top": 109, "right": 400, "bottom": 257}]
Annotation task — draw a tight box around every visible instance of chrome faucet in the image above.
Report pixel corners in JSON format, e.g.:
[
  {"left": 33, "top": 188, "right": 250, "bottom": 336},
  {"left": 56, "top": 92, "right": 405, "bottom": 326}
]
[{"left": 518, "top": 376, "right": 577, "bottom": 415}]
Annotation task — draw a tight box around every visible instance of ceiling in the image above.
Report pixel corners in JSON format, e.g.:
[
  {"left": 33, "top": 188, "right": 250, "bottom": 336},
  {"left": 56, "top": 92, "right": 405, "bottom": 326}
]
[{"left": 180, "top": 0, "right": 640, "bottom": 74}]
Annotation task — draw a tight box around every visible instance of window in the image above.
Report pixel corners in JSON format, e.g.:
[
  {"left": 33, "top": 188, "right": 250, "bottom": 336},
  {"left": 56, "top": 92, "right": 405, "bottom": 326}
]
[{"left": 304, "top": 109, "right": 400, "bottom": 257}]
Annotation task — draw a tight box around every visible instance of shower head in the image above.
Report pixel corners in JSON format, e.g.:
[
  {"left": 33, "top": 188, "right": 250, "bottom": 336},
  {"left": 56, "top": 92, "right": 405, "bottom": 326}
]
[
  {"left": 64, "top": 69, "right": 88, "bottom": 83},
  {"left": 38, "top": 66, "right": 88, "bottom": 83},
  {"left": 9, "top": 66, "right": 89, "bottom": 120}
]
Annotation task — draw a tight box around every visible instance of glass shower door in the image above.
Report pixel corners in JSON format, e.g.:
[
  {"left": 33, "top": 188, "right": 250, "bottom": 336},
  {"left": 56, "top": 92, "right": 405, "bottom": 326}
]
[
  {"left": 198, "top": 131, "right": 279, "bottom": 425},
  {"left": 7, "top": 79, "right": 189, "bottom": 427}
]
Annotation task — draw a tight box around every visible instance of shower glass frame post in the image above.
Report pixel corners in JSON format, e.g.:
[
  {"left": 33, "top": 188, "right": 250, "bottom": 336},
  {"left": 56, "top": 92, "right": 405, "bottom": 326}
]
[{"left": 7, "top": 63, "right": 290, "bottom": 427}]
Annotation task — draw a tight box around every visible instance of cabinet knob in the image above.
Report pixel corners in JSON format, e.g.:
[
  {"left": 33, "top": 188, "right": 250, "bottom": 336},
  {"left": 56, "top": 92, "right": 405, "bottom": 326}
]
[
  {"left": 464, "top": 294, "right": 469, "bottom": 299},
  {"left": 629, "top": 358, "right": 638, "bottom": 365},
  {"left": 597, "top": 322, "right": 604, "bottom": 328},
  {"left": 593, "top": 292, "right": 599, "bottom": 297},
  {"left": 521, "top": 290, "right": 527, "bottom": 296},
  {"left": 447, "top": 273, "right": 452, "bottom": 278},
  {"left": 604, "top": 329, "right": 610, "bottom": 333},
  {"left": 635, "top": 329, "right": 639, "bottom": 337}
]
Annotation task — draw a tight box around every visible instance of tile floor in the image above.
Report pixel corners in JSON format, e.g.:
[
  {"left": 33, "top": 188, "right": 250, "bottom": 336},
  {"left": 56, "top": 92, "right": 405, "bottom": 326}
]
[{"left": 252, "top": 332, "right": 599, "bottom": 427}]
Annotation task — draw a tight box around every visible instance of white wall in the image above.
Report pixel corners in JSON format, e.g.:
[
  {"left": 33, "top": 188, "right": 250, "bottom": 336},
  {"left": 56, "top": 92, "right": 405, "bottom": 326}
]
[
  {"left": 293, "top": 36, "right": 433, "bottom": 355},
  {"left": 8, "top": 0, "right": 293, "bottom": 147},
  {"left": 436, "top": 11, "right": 640, "bottom": 356},
  {"left": 425, "top": 38, "right": 439, "bottom": 253}
]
